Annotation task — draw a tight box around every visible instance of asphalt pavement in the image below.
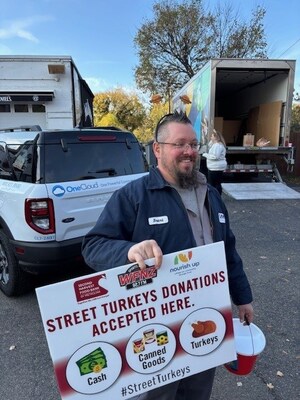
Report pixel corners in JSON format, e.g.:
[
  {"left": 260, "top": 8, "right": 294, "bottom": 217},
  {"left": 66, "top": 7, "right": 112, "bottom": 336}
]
[{"left": 1, "top": 184, "right": 299, "bottom": 400}]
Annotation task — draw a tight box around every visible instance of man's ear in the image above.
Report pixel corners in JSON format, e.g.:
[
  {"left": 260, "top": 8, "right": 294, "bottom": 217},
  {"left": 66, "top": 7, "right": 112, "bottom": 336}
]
[{"left": 152, "top": 141, "right": 160, "bottom": 159}]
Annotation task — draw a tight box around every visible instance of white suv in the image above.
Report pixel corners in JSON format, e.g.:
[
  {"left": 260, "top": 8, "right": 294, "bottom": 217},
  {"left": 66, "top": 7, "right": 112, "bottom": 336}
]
[{"left": 0, "top": 126, "right": 148, "bottom": 296}]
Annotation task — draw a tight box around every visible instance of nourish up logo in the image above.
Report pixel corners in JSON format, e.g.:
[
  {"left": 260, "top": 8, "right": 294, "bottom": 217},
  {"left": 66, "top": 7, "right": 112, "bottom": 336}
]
[{"left": 174, "top": 251, "right": 193, "bottom": 265}]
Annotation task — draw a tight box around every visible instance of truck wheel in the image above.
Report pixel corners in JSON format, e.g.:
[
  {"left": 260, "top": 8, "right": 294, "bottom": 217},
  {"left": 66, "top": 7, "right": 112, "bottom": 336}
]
[{"left": 0, "top": 230, "right": 31, "bottom": 296}]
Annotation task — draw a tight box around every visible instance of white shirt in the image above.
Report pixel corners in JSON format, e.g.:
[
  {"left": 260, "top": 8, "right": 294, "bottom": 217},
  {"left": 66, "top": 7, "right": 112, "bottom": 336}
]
[{"left": 202, "top": 142, "right": 227, "bottom": 171}]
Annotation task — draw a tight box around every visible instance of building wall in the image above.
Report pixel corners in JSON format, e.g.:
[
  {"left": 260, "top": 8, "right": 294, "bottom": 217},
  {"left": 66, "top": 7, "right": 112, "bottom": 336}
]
[{"left": 0, "top": 56, "right": 89, "bottom": 130}]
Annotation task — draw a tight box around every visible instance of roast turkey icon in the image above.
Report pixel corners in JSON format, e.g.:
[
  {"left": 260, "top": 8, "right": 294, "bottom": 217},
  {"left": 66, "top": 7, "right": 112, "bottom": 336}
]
[{"left": 191, "top": 320, "right": 217, "bottom": 338}]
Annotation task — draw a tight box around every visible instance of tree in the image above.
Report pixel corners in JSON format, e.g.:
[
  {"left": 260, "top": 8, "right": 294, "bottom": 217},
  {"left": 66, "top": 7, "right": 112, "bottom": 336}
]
[
  {"left": 210, "top": 2, "right": 267, "bottom": 59},
  {"left": 93, "top": 89, "right": 146, "bottom": 132},
  {"left": 134, "top": 0, "right": 267, "bottom": 96},
  {"left": 93, "top": 93, "right": 110, "bottom": 124},
  {"left": 92, "top": 89, "right": 171, "bottom": 143},
  {"left": 135, "top": 102, "right": 170, "bottom": 143},
  {"left": 291, "top": 104, "right": 300, "bottom": 131},
  {"left": 99, "top": 112, "right": 120, "bottom": 127}
]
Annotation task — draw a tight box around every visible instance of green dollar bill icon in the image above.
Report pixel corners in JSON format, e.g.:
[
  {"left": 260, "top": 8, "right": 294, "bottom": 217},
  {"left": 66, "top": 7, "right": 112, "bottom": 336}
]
[{"left": 76, "top": 347, "right": 107, "bottom": 376}]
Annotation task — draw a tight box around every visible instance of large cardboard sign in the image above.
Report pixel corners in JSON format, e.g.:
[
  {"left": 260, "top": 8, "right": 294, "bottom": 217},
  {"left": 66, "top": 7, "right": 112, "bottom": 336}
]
[{"left": 36, "top": 241, "right": 236, "bottom": 399}]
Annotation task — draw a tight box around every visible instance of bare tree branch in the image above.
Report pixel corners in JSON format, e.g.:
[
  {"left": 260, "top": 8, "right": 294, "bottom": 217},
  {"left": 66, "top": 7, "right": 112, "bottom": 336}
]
[{"left": 134, "top": 0, "right": 267, "bottom": 95}]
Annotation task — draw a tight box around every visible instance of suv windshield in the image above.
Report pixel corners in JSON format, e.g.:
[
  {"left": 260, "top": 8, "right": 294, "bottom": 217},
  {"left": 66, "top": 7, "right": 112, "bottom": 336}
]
[
  {"left": 42, "top": 141, "right": 148, "bottom": 183},
  {"left": 0, "top": 129, "right": 149, "bottom": 183}
]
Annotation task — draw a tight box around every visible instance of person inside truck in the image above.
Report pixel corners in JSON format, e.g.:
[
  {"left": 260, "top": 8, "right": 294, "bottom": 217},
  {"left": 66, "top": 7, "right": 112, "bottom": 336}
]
[
  {"left": 82, "top": 111, "right": 254, "bottom": 400},
  {"left": 202, "top": 129, "right": 227, "bottom": 195}
]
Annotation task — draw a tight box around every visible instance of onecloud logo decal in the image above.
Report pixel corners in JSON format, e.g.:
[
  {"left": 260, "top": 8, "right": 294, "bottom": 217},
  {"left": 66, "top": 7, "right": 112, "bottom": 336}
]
[
  {"left": 52, "top": 185, "right": 65, "bottom": 197},
  {"left": 52, "top": 182, "right": 99, "bottom": 197}
]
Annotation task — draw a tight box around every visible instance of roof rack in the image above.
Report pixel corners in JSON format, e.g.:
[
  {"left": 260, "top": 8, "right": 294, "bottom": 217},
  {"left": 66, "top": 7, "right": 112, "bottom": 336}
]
[{"left": 0, "top": 125, "right": 42, "bottom": 133}]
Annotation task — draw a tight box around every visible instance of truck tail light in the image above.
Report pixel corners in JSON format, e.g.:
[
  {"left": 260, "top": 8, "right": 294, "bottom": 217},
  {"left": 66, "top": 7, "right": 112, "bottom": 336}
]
[{"left": 25, "top": 198, "right": 55, "bottom": 234}]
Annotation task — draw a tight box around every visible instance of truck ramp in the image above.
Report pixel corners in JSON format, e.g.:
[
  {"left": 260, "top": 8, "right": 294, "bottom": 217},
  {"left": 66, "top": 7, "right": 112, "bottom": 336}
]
[{"left": 222, "top": 182, "right": 300, "bottom": 200}]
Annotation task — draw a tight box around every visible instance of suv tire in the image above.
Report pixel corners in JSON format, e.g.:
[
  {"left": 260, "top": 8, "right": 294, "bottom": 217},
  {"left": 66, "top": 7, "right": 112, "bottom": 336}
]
[{"left": 0, "top": 230, "right": 31, "bottom": 296}]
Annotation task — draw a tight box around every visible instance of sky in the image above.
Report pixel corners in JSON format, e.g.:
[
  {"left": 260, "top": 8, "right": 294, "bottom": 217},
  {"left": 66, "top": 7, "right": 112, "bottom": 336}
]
[{"left": 0, "top": 0, "right": 299, "bottom": 99}]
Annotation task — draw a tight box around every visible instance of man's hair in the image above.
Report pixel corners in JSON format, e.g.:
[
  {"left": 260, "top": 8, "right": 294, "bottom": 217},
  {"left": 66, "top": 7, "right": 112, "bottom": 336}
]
[{"left": 154, "top": 111, "right": 192, "bottom": 141}]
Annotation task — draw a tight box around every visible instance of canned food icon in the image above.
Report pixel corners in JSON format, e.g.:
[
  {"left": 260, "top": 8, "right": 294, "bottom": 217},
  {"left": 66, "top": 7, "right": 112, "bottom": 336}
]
[
  {"left": 143, "top": 329, "right": 155, "bottom": 344},
  {"left": 133, "top": 338, "right": 145, "bottom": 353},
  {"left": 156, "top": 331, "right": 169, "bottom": 346}
]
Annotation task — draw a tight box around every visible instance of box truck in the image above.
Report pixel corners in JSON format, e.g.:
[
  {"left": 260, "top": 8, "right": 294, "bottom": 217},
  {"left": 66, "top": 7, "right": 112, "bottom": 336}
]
[{"left": 172, "top": 58, "right": 296, "bottom": 182}]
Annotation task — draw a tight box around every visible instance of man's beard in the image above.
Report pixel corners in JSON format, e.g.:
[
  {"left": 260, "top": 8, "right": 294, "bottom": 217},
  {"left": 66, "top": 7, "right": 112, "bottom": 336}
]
[{"left": 177, "top": 168, "right": 199, "bottom": 189}]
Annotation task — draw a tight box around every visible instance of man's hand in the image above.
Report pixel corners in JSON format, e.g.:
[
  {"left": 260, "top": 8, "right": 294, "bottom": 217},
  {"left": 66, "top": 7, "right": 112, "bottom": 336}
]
[
  {"left": 128, "top": 240, "right": 163, "bottom": 270},
  {"left": 237, "top": 303, "right": 254, "bottom": 325}
]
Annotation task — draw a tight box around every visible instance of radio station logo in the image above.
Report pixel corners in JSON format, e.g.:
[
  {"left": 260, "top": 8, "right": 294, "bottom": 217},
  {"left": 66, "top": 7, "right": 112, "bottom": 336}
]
[{"left": 118, "top": 263, "right": 157, "bottom": 289}]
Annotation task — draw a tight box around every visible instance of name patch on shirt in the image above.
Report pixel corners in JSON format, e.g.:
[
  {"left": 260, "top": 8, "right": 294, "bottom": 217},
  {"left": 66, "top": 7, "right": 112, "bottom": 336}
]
[
  {"left": 148, "top": 216, "right": 169, "bottom": 225},
  {"left": 218, "top": 213, "right": 226, "bottom": 223}
]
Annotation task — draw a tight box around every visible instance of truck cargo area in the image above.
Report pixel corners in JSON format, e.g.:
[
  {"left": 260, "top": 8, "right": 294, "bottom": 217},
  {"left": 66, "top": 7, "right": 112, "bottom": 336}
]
[
  {"left": 214, "top": 62, "right": 292, "bottom": 147},
  {"left": 173, "top": 58, "right": 296, "bottom": 184},
  {"left": 213, "top": 60, "right": 295, "bottom": 181}
]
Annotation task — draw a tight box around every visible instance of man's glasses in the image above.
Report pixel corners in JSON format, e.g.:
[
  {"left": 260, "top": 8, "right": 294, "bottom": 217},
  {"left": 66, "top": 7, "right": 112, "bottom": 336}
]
[{"left": 157, "top": 142, "right": 200, "bottom": 151}]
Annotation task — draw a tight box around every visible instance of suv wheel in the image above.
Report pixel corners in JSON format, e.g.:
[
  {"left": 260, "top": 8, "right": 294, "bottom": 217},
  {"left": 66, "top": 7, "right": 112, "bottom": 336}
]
[{"left": 0, "top": 230, "right": 31, "bottom": 296}]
